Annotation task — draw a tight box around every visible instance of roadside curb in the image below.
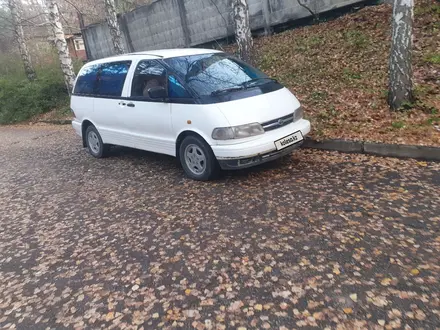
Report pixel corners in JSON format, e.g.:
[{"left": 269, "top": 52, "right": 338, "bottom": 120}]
[
  {"left": 303, "top": 138, "right": 440, "bottom": 161},
  {"left": 36, "top": 120, "right": 72, "bottom": 125}
]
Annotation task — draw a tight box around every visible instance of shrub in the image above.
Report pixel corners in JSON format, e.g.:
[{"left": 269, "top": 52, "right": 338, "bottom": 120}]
[{"left": 0, "top": 59, "right": 69, "bottom": 124}]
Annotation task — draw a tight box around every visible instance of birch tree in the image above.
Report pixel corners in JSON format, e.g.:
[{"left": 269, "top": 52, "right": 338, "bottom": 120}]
[
  {"left": 232, "top": 0, "right": 253, "bottom": 63},
  {"left": 46, "top": 0, "right": 76, "bottom": 92},
  {"left": 104, "top": 0, "right": 125, "bottom": 55},
  {"left": 388, "top": 0, "right": 414, "bottom": 110},
  {"left": 7, "top": 0, "right": 36, "bottom": 81}
]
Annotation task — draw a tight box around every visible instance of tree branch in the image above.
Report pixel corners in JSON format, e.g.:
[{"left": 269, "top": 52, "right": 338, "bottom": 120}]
[{"left": 297, "top": 0, "right": 319, "bottom": 21}]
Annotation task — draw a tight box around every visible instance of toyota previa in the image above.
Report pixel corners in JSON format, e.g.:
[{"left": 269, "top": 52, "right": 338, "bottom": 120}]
[{"left": 71, "top": 48, "right": 311, "bottom": 180}]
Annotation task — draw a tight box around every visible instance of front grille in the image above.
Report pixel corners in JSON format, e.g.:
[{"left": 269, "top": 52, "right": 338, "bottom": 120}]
[{"left": 261, "top": 113, "right": 294, "bottom": 132}]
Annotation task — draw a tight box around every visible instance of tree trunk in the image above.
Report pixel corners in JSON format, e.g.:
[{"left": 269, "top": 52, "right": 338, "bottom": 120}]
[
  {"left": 46, "top": 0, "right": 76, "bottom": 93},
  {"left": 8, "top": 0, "right": 36, "bottom": 81},
  {"left": 388, "top": 0, "right": 414, "bottom": 110},
  {"left": 232, "top": 0, "right": 253, "bottom": 63},
  {"left": 104, "top": 0, "right": 125, "bottom": 55}
]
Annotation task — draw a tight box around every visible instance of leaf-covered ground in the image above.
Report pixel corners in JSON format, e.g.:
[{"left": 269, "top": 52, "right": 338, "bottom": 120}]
[
  {"left": 254, "top": 0, "right": 440, "bottom": 146},
  {"left": 0, "top": 125, "right": 439, "bottom": 329}
]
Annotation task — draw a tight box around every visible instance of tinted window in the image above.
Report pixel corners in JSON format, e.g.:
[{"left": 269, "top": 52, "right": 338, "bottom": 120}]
[
  {"left": 97, "top": 61, "right": 131, "bottom": 97},
  {"left": 168, "top": 74, "right": 191, "bottom": 99},
  {"left": 164, "top": 53, "right": 267, "bottom": 96},
  {"left": 74, "top": 64, "right": 99, "bottom": 95},
  {"left": 131, "top": 60, "right": 167, "bottom": 98}
]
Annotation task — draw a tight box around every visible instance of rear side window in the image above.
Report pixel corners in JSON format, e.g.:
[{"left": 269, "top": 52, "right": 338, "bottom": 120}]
[
  {"left": 73, "top": 61, "right": 131, "bottom": 97},
  {"left": 97, "top": 61, "right": 131, "bottom": 97},
  {"left": 74, "top": 64, "right": 99, "bottom": 95}
]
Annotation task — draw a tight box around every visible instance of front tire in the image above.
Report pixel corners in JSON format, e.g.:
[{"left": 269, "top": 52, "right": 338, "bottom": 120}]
[
  {"left": 179, "top": 135, "right": 219, "bottom": 181},
  {"left": 85, "top": 125, "right": 108, "bottom": 158}
]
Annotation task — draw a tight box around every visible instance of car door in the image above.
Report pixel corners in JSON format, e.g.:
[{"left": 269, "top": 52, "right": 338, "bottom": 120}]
[
  {"left": 91, "top": 60, "right": 133, "bottom": 146},
  {"left": 121, "top": 59, "right": 174, "bottom": 156}
]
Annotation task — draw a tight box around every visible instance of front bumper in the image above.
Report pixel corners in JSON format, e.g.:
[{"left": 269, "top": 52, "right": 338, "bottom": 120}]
[
  {"left": 213, "top": 119, "right": 310, "bottom": 169},
  {"left": 218, "top": 140, "right": 303, "bottom": 170}
]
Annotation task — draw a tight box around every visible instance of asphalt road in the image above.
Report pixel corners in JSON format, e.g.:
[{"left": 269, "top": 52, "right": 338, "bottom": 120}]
[{"left": 1, "top": 125, "right": 439, "bottom": 329}]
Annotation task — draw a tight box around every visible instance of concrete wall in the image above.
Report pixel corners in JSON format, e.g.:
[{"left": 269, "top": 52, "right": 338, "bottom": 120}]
[{"left": 83, "top": 0, "right": 364, "bottom": 60}]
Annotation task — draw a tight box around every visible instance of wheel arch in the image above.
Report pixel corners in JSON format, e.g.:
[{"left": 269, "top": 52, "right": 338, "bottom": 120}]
[
  {"left": 175, "top": 130, "right": 213, "bottom": 160},
  {"left": 81, "top": 119, "right": 96, "bottom": 148}
]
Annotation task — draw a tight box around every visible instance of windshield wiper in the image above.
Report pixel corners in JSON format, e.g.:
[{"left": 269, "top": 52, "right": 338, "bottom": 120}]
[
  {"left": 210, "top": 86, "right": 244, "bottom": 96},
  {"left": 241, "top": 77, "right": 277, "bottom": 88}
]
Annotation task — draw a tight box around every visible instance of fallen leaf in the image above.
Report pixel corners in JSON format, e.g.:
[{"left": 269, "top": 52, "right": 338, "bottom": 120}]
[
  {"left": 105, "top": 312, "right": 114, "bottom": 321},
  {"left": 380, "top": 278, "right": 391, "bottom": 286},
  {"left": 349, "top": 293, "right": 358, "bottom": 302},
  {"left": 254, "top": 304, "right": 263, "bottom": 311},
  {"left": 343, "top": 307, "right": 353, "bottom": 314},
  {"left": 410, "top": 268, "right": 420, "bottom": 275}
]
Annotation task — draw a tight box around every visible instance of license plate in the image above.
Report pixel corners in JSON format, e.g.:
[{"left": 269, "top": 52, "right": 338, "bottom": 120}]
[{"left": 274, "top": 131, "right": 303, "bottom": 150}]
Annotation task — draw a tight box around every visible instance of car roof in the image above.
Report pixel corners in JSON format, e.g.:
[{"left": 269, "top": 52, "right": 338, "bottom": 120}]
[
  {"left": 83, "top": 48, "right": 223, "bottom": 67},
  {"left": 130, "top": 48, "right": 223, "bottom": 58}
]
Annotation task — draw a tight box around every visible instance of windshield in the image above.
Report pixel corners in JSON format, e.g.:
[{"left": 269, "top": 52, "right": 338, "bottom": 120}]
[{"left": 163, "top": 53, "right": 270, "bottom": 96}]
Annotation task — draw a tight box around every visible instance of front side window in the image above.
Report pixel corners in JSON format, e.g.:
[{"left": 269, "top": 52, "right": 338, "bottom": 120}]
[
  {"left": 163, "top": 53, "right": 269, "bottom": 97},
  {"left": 168, "top": 74, "right": 191, "bottom": 99},
  {"left": 74, "top": 64, "right": 99, "bottom": 95},
  {"left": 97, "top": 61, "right": 131, "bottom": 97},
  {"left": 131, "top": 60, "right": 167, "bottom": 98}
]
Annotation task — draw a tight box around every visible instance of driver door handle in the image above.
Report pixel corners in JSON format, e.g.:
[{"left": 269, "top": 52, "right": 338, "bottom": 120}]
[{"left": 127, "top": 102, "right": 135, "bottom": 108}]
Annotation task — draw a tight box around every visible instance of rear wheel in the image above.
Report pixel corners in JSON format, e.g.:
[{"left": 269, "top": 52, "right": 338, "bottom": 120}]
[
  {"left": 179, "top": 135, "right": 219, "bottom": 181},
  {"left": 85, "top": 125, "right": 108, "bottom": 158}
]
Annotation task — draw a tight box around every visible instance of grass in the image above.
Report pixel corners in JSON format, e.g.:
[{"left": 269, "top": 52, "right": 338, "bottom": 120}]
[{"left": 424, "top": 53, "right": 440, "bottom": 64}]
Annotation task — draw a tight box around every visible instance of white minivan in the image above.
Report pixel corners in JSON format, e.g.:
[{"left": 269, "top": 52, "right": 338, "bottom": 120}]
[{"left": 71, "top": 48, "right": 311, "bottom": 180}]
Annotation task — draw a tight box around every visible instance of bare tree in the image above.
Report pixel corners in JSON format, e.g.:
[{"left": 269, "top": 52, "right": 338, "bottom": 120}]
[
  {"left": 232, "top": 0, "right": 252, "bottom": 63},
  {"left": 297, "top": 0, "right": 319, "bottom": 22},
  {"left": 7, "top": 0, "right": 36, "bottom": 80},
  {"left": 104, "top": 0, "right": 125, "bottom": 54},
  {"left": 388, "top": 0, "right": 414, "bottom": 110},
  {"left": 46, "top": 0, "right": 76, "bottom": 92}
]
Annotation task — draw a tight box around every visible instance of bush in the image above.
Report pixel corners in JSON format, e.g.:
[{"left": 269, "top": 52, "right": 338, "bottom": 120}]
[{"left": 0, "top": 59, "right": 69, "bottom": 125}]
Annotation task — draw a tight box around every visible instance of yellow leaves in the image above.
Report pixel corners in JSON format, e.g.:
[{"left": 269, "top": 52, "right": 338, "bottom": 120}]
[
  {"left": 349, "top": 293, "right": 358, "bottom": 302},
  {"left": 77, "top": 294, "right": 84, "bottom": 302},
  {"left": 333, "top": 266, "right": 341, "bottom": 275},
  {"left": 410, "top": 268, "right": 420, "bottom": 275},
  {"left": 343, "top": 307, "right": 353, "bottom": 314},
  {"left": 254, "top": 304, "right": 263, "bottom": 311},
  {"left": 378, "top": 319, "right": 385, "bottom": 326},
  {"left": 380, "top": 278, "right": 391, "bottom": 286},
  {"left": 264, "top": 266, "right": 272, "bottom": 273},
  {"left": 299, "top": 258, "right": 310, "bottom": 266},
  {"left": 105, "top": 311, "right": 114, "bottom": 321},
  {"left": 185, "top": 289, "right": 192, "bottom": 295},
  {"left": 152, "top": 313, "right": 159, "bottom": 319},
  {"left": 417, "top": 161, "right": 428, "bottom": 167}
]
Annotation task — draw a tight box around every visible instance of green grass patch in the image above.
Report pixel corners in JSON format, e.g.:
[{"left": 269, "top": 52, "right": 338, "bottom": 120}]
[
  {"left": 424, "top": 53, "right": 440, "bottom": 64},
  {"left": 391, "top": 121, "right": 405, "bottom": 129},
  {"left": 344, "top": 30, "right": 370, "bottom": 49}
]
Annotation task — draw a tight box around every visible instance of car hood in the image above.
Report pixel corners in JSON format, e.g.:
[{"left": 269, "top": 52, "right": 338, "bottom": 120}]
[{"left": 216, "top": 87, "right": 301, "bottom": 127}]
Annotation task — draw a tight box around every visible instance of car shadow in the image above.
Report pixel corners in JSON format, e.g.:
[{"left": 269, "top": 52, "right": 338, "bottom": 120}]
[{"left": 105, "top": 146, "right": 300, "bottom": 182}]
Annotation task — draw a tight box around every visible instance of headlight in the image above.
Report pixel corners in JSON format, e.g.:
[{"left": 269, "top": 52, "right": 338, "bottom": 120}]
[
  {"left": 294, "top": 106, "right": 304, "bottom": 122},
  {"left": 212, "top": 123, "right": 264, "bottom": 140}
]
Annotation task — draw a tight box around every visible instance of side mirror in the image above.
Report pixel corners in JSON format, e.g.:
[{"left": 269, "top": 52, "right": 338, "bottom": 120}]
[{"left": 148, "top": 86, "right": 168, "bottom": 100}]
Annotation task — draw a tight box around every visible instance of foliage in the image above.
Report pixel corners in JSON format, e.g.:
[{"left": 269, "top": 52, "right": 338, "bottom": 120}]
[
  {"left": 253, "top": 0, "right": 440, "bottom": 146},
  {"left": 0, "top": 57, "right": 69, "bottom": 124}
]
